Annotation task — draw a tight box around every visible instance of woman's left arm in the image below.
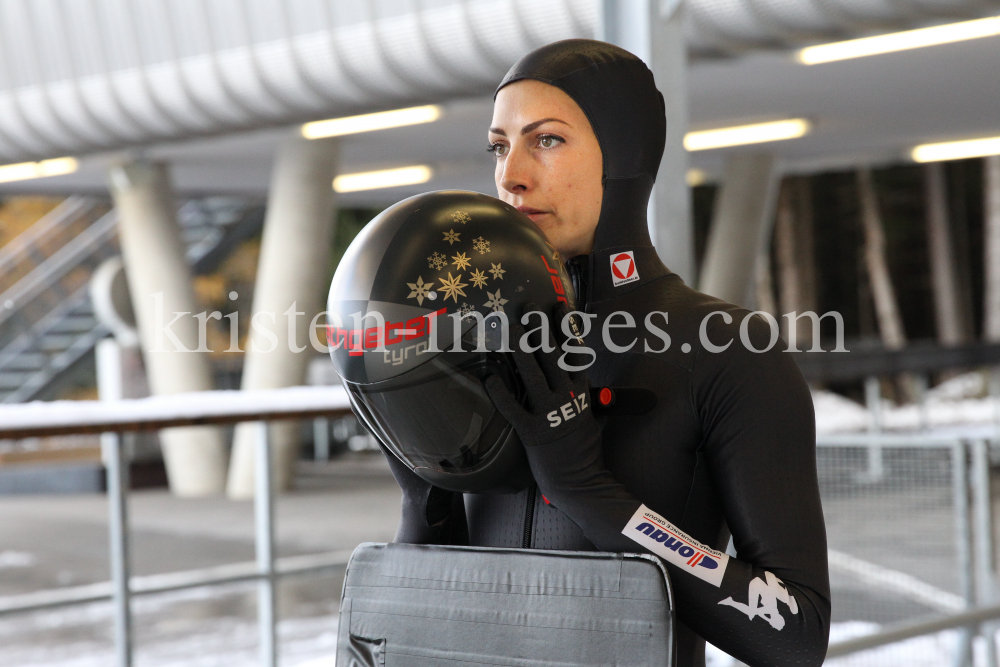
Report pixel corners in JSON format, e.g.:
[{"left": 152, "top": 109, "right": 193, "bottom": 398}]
[{"left": 485, "top": 315, "right": 830, "bottom": 667}]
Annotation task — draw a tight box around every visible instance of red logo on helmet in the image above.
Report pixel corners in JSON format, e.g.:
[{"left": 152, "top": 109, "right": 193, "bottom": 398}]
[
  {"left": 540, "top": 254, "right": 569, "bottom": 303},
  {"left": 610, "top": 251, "right": 639, "bottom": 286}
]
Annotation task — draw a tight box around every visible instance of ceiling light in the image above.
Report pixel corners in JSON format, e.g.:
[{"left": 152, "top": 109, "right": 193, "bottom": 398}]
[
  {"left": 0, "top": 157, "right": 78, "bottom": 184},
  {"left": 686, "top": 169, "right": 708, "bottom": 187},
  {"left": 912, "top": 135, "right": 1000, "bottom": 163},
  {"left": 303, "top": 105, "right": 441, "bottom": 139},
  {"left": 333, "top": 165, "right": 433, "bottom": 193},
  {"left": 798, "top": 15, "right": 1000, "bottom": 65},
  {"left": 684, "top": 119, "right": 811, "bottom": 152}
]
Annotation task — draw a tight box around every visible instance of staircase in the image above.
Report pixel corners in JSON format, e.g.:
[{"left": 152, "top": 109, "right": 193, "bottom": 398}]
[{"left": 0, "top": 197, "right": 264, "bottom": 403}]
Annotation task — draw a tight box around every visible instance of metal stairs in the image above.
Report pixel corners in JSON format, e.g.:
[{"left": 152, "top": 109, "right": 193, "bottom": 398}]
[{"left": 0, "top": 196, "right": 264, "bottom": 403}]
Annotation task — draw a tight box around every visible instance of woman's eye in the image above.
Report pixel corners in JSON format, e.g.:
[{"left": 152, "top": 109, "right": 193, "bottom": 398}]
[
  {"left": 488, "top": 142, "right": 508, "bottom": 157},
  {"left": 538, "top": 135, "right": 563, "bottom": 149}
]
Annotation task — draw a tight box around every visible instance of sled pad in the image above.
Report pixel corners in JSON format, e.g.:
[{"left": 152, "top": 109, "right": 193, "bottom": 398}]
[{"left": 337, "top": 542, "right": 674, "bottom": 667}]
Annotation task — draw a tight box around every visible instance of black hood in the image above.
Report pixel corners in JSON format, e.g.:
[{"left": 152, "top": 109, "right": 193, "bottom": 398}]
[{"left": 496, "top": 39, "right": 671, "bottom": 304}]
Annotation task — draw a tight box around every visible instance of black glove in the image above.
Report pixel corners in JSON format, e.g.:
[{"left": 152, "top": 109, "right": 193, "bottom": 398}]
[
  {"left": 484, "top": 304, "right": 595, "bottom": 448},
  {"left": 485, "top": 303, "right": 644, "bottom": 550},
  {"left": 484, "top": 304, "right": 609, "bottom": 509},
  {"left": 379, "top": 443, "right": 469, "bottom": 545}
]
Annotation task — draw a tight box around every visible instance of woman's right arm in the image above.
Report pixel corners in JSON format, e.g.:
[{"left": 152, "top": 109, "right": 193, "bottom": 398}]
[{"left": 380, "top": 444, "right": 469, "bottom": 545}]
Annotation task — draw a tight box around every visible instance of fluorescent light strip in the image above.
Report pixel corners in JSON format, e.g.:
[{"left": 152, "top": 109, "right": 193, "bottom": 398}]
[
  {"left": 303, "top": 105, "right": 441, "bottom": 139},
  {"left": 333, "top": 165, "right": 433, "bottom": 193},
  {"left": 0, "top": 157, "right": 78, "bottom": 184},
  {"left": 798, "top": 15, "right": 1000, "bottom": 65},
  {"left": 912, "top": 136, "right": 1000, "bottom": 163},
  {"left": 684, "top": 119, "right": 811, "bottom": 151}
]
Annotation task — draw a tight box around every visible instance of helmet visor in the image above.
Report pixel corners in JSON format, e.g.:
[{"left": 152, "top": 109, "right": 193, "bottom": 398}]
[{"left": 346, "top": 351, "right": 521, "bottom": 474}]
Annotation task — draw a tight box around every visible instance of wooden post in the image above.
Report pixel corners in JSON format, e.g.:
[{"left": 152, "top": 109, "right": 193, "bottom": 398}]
[
  {"left": 924, "top": 163, "right": 967, "bottom": 346},
  {"left": 856, "top": 168, "right": 907, "bottom": 350},
  {"left": 794, "top": 178, "right": 818, "bottom": 316},
  {"left": 754, "top": 245, "right": 778, "bottom": 317},
  {"left": 775, "top": 180, "right": 798, "bottom": 331},
  {"left": 776, "top": 177, "right": 819, "bottom": 350},
  {"left": 856, "top": 168, "right": 915, "bottom": 403}
]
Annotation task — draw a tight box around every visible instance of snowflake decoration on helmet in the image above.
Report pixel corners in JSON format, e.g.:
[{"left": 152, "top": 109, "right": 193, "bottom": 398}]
[
  {"left": 452, "top": 211, "right": 471, "bottom": 224},
  {"left": 427, "top": 252, "right": 447, "bottom": 270},
  {"left": 443, "top": 229, "right": 461, "bottom": 245},
  {"left": 489, "top": 262, "right": 505, "bottom": 280},
  {"left": 451, "top": 252, "right": 471, "bottom": 271},
  {"left": 484, "top": 289, "right": 508, "bottom": 312},
  {"left": 406, "top": 276, "right": 435, "bottom": 305},
  {"left": 469, "top": 268, "right": 488, "bottom": 289},
  {"left": 437, "top": 273, "right": 468, "bottom": 303},
  {"left": 459, "top": 302, "right": 476, "bottom": 318},
  {"left": 473, "top": 236, "right": 491, "bottom": 254}
]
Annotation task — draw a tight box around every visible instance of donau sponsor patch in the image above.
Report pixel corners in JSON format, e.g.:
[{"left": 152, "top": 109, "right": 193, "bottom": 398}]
[
  {"left": 623, "top": 504, "right": 729, "bottom": 587},
  {"left": 610, "top": 251, "right": 639, "bottom": 287}
]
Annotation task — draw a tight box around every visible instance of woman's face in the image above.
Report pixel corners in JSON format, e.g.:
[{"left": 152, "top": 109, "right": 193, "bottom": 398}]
[{"left": 489, "top": 79, "right": 603, "bottom": 258}]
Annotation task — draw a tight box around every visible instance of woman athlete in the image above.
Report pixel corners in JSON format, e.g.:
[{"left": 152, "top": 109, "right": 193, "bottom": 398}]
[{"left": 382, "top": 39, "right": 830, "bottom": 667}]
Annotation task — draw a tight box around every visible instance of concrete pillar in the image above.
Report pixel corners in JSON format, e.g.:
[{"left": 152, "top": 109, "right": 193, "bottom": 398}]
[
  {"left": 602, "top": 0, "right": 693, "bottom": 283},
  {"left": 649, "top": 2, "right": 693, "bottom": 284},
  {"left": 698, "top": 153, "right": 779, "bottom": 306},
  {"left": 227, "top": 134, "right": 339, "bottom": 499},
  {"left": 984, "top": 155, "right": 1000, "bottom": 343},
  {"left": 108, "top": 161, "right": 227, "bottom": 497}
]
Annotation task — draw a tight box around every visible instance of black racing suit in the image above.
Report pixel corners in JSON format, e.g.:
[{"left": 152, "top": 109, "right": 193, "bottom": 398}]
[
  {"left": 382, "top": 243, "right": 830, "bottom": 666},
  {"left": 380, "top": 39, "right": 830, "bottom": 667}
]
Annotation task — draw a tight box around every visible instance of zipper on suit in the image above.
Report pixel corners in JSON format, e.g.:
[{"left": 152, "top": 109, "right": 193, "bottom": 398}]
[
  {"left": 566, "top": 256, "right": 589, "bottom": 312},
  {"left": 522, "top": 483, "right": 536, "bottom": 548}
]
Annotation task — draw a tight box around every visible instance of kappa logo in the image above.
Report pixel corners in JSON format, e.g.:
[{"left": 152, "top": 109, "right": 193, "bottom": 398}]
[
  {"left": 718, "top": 571, "right": 799, "bottom": 631},
  {"left": 610, "top": 251, "right": 639, "bottom": 287}
]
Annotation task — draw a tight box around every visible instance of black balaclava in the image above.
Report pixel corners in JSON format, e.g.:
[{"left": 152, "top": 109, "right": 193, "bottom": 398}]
[{"left": 495, "top": 39, "right": 667, "bottom": 266}]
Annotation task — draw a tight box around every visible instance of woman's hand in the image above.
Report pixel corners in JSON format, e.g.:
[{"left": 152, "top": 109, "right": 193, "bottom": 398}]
[
  {"left": 484, "top": 303, "right": 596, "bottom": 449},
  {"left": 484, "top": 303, "right": 612, "bottom": 514}
]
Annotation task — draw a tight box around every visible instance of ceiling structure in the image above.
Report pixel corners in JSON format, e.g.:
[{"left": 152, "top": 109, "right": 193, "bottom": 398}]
[{"left": 0, "top": 0, "right": 998, "bottom": 205}]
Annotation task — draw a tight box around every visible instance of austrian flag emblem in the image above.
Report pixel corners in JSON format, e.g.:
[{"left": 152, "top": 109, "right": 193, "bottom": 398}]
[{"left": 610, "top": 251, "right": 639, "bottom": 287}]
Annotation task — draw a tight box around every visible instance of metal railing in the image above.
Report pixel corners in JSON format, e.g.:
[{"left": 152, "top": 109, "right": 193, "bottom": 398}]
[
  {"left": 5, "top": 390, "right": 1000, "bottom": 665},
  {"left": 820, "top": 433, "right": 1000, "bottom": 666},
  {"left": 0, "top": 196, "right": 104, "bottom": 288},
  {"left": 0, "top": 386, "right": 352, "bottom": 667},
  {"left": 0, "top": 210, "right": 118, "bottom": 327}
]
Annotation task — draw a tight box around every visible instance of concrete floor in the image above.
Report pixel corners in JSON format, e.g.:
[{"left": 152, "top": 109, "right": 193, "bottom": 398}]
[{"left": 0, "top": 453, "right": 401, "bottom": 667}]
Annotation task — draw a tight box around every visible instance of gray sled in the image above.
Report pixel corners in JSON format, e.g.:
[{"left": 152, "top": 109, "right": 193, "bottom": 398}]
[{"left": 337, "top": 542, "right": 675, "bottom": 666}]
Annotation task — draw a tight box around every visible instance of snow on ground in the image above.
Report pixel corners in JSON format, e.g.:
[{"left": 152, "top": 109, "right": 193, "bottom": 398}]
[
  {"left": 0, "top": 582, "right": 339, "bottom": 667},
  {"left": 708, "top": 622, "right": 1000, "bottom": 667},
  {"left": 813, "top": 390, "right": 872, "bottom": 434},
  {"left": 814, "top": 371, "right": 1000, "bottom": 435}
]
